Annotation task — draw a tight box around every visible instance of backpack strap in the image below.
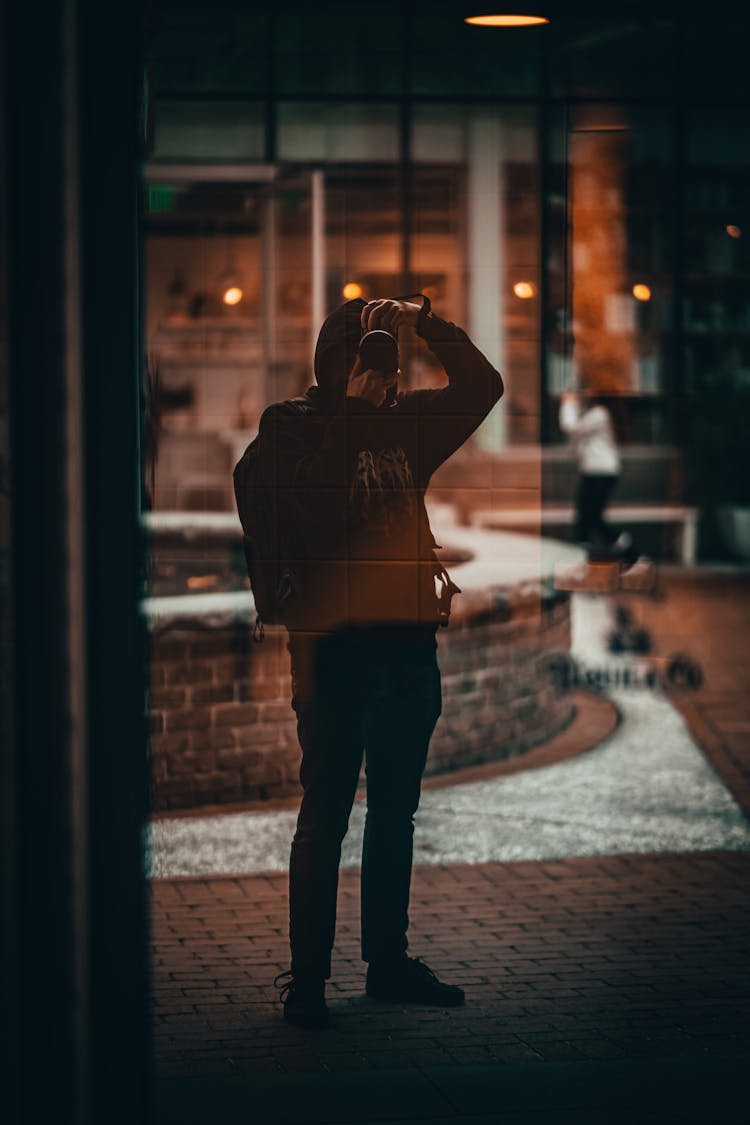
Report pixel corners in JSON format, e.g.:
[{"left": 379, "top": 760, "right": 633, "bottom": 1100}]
[{"left": 433, "top": 558, "right": 462, "bottom": 628}]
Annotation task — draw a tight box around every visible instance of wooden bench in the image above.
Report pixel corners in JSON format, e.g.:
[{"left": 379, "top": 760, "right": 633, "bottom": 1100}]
[{"left": 475, "top": 504, "right": 698, "bottom": 566}]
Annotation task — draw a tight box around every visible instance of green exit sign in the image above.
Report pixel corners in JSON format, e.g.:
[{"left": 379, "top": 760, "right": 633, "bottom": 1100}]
[{"left": 148, "top": 185, "right": 178, "bottom": 213}]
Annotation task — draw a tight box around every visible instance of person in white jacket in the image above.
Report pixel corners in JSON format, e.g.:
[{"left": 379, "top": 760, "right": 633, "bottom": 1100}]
[{"left": 559, "top": 390, "right": 637, "bottom": 564}]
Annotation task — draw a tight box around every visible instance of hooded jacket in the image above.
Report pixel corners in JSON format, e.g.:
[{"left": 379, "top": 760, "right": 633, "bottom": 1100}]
[{"left": 257, "top": 298, "right": 503, "bottom": 632}]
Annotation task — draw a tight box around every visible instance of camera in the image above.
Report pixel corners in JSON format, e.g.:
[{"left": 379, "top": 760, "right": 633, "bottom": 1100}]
[
  {"left": 357, "top": 329, "right": 398, "bottom": 375},
  {"left": 357, "top": 329, "right": 399, "bottom": 405}
]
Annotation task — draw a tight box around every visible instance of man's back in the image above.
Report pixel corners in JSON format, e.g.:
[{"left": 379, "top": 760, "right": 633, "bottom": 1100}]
[{"left": 256, "top": 296, "right": 503, "bottom": 631}]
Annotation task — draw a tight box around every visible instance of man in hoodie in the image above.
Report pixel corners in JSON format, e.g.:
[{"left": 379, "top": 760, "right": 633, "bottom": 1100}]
[{"left": 266, "top": 295, "right": 503, "bottom": 1027}]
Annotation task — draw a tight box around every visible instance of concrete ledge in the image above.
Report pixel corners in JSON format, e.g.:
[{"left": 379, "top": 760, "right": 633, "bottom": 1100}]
[
  {"left": 476, "top": 504, "right": 698, "bottom": 566},
  {"left": 145, "top": 511, "right": 584, "bottom": 811},
  {"left": 150, "top": 690, "right": 618, "bottom": 820}
]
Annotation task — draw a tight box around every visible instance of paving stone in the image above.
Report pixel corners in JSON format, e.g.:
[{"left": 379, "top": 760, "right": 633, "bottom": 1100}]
[
  {"left": 152, "top": 853, "right": 750, "bottom": 1080},
  {"left": 151, "top": 570, "right": 750, "bottom": 1114}
]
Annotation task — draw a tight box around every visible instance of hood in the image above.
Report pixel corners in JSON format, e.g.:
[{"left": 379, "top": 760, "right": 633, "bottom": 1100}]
[{"left": 313, "top": 298, "right": 366, "bottom": 398}]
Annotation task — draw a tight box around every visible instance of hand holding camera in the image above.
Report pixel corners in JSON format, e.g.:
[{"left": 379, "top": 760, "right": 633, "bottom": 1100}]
[
  {"left": 360, "top": 298, "right": 422, "bottom": 335},
  {"left": 346, "top": 348, "right": 398, "bottom": 408},
  {"left": 347, "top": 298, "right": 417, "bottom": 407}
]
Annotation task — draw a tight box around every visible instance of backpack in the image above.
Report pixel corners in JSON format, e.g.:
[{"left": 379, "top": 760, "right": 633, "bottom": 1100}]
[{"left": 233, "top": 396, "right": 313, "bottom": 637}]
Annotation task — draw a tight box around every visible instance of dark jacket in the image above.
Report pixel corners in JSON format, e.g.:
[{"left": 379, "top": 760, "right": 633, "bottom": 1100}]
[{"left": 257, "top": 299, "right": 503, "bottom": 632}]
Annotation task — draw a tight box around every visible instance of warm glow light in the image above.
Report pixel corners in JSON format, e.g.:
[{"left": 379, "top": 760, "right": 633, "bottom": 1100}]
[
  {"left": 632, "top": 284, "right": 652, "bottom": 302},
  {"left": 465, "top": 14, "right": 549, "bottom": 26},
  {"left": 726, "top": 224, "right": 742, "bottom": 239},
  {"left": 222, "top": 286, "right": 243, "bottom": 306},
  {"left": 187, "top": 575, "right": 220, "bottom": 590},
  {"left": 342, "top": 281, "right": 364, "bottom": 300},
  {"left": 513, "top": 281, "right": 536, "bottom": 299}
]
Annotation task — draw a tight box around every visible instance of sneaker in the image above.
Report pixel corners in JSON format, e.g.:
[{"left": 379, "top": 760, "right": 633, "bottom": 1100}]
[
  {"left": 554, "top": 560, "right": 619, "bottom": 593},
  {"left": 619, "top": 556, "right": 656, "bottom": 592},
  {"left": 366, "top": 956, "right": 465, "bottom": 1007},
  {"left": 274, "top": 970, "right": 328, "bottom": 1028}
]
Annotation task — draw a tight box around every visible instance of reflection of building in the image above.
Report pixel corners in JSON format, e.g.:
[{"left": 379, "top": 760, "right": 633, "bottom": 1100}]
[
  {"left": 144, "top": 6, "right": 750, "bottom": 560},
  {"left": 4, "top": 5, "right": 750, "bottom": 1121}
]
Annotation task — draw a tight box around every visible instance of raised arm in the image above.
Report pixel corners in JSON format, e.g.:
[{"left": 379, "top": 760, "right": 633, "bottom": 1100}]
[
  {"left": 559, "top": 393, "right": 609, "bottom": 437},
  {"left": 413, "top": 305, "right": 504, "bottom": 415},
  {"left": 361, "top": 297, "right": 504, "bottom": 476}
]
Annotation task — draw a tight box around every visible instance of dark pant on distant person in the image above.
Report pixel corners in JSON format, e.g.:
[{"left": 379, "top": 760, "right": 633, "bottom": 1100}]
[
  {"left": 287, "top": 626, "right": 442, "bottom": 980},
  {"left": 576, "top": 473, "right": 638, "bottom": 565},
  {"left": 577, "top": 473, "right": 616, "bottom": 550}
]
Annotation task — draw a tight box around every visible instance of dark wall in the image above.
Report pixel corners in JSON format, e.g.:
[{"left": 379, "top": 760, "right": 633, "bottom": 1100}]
[{"left": 2, "top": 1, "right": 151, "bottom": 1122}]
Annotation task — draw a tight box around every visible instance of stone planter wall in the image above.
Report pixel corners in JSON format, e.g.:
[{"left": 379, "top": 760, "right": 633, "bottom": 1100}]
[{"left": 149, "top": 589, "right": 573, "bottom": 812}]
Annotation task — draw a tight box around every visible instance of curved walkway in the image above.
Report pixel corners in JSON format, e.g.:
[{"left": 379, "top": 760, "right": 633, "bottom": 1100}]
[{"left": 148, "top": 588, "right": 750, "bottom": 878}]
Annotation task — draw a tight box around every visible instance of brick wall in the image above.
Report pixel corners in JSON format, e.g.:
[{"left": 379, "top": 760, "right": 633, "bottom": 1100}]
[
  {"left": 149, "top": 589, "right": 573, "bottom": 811},
  {"left": 430, "top": 592, "right": 572, "bottom": 778}
]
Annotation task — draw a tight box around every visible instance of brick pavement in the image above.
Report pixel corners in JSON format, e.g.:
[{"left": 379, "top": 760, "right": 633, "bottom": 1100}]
[
  {"left": 638, "top": 569, "right": 750, "bottom": 814},
  {"left": 152, "top": 852, "right": 750, "bottom": 1080},
  {"left": 152, "top": 567, "right": 750, "bottom": 1119}
]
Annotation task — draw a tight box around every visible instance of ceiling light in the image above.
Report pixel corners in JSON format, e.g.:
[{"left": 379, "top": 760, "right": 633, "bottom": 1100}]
[
  {"left": 726, "top": 224, "right": 742, "bottom": 239},
  {"left": 342, "top": 282, "right": 364, "bottom": 300},
  {"left": 465, "top": 13, "right": 549, "bottom": 27},
  {"left": 632, "top": 284, "right": 651, "bottom": 302}
]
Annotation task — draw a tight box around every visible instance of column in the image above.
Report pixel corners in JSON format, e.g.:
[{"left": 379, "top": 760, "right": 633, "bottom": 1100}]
[{"left": 467, "top": 112, "right": 506, "bottom": 449}]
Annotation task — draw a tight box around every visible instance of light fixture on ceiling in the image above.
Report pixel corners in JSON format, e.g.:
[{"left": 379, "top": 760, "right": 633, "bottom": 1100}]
[
  {"left": 726, "top": 224, "right": 742, "bottom": 239},
  {"left": 342, "top": 281, "right": 364, "bottom": 300},
  {"left": 632, "top": 284, "right": 652, "bottom": 302},
  {"left": 465, "top": 11, "right": 549, "bottom": 27}
]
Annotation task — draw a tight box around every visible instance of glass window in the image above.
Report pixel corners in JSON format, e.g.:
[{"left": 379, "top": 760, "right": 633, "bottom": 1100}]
[
  {"left": 550, "top": 17, "right": 677, "bottom": 99},
  {"left": 322, "top": 164, "right": 403, "bottom": 321},
  {"left": 683, "top": 109, "right": 750, "bottom": 555},
  {"left": 143, "top": 169, "right": 316, "bottom": 512},
  {"left": 684, "top": 110, "right": 750, "bottom": 393},
  {"left": 411, "top": 106, "right": 541, "bottom": 445},
  {"left": 683, "top": 19, "right": 750, "bottom": 99},
  {"left": 275, "top": 5, "right": 402, "bottom": 95},
  {"left": 547, "top": 104, "right": 675, "bottom": 444},
  {"left": 276, "top": 103, "right": 400, "bottom": 163},
  {"left": 411, "top": 106, "right": 465, "bottom": 164},
  {"left": 411, "top": 13, "right": 543, "bottom": 97},
  {"left": 152, "top": 100, "right": 265, "bottom": 162},
  {"left": 150, "top": 9, "right": 270, "bottom": 96}
]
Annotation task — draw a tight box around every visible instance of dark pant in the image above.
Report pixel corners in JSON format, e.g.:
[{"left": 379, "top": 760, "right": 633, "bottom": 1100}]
[
  {"left": 287, "top": 626, "right": 442, "bottom": 980},
  {"left": 576, "top": 473, "right": 618, "bottom": 547},
  {"left": 575, "top": 473, "right": 636, "bottom": 565}
]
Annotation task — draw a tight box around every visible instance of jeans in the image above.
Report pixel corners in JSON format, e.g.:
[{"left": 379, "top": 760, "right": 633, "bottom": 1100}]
[
  {"left": 576, "top": 473, "right": 618, "bottom": 546},
  {"left": 287, "top": 626, "right": 442, "bottom": 980},
  {"left": 576, "top": 473, "right": 638, "bottom": 565}
]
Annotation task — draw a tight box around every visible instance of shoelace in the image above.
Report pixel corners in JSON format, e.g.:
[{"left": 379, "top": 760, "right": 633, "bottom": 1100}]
[
  {"left": 408, "top": 957, "right": 440, "bottom": 982},
  {"left": 273, "top": 969, "right": 294, "bottom": 1001}
]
